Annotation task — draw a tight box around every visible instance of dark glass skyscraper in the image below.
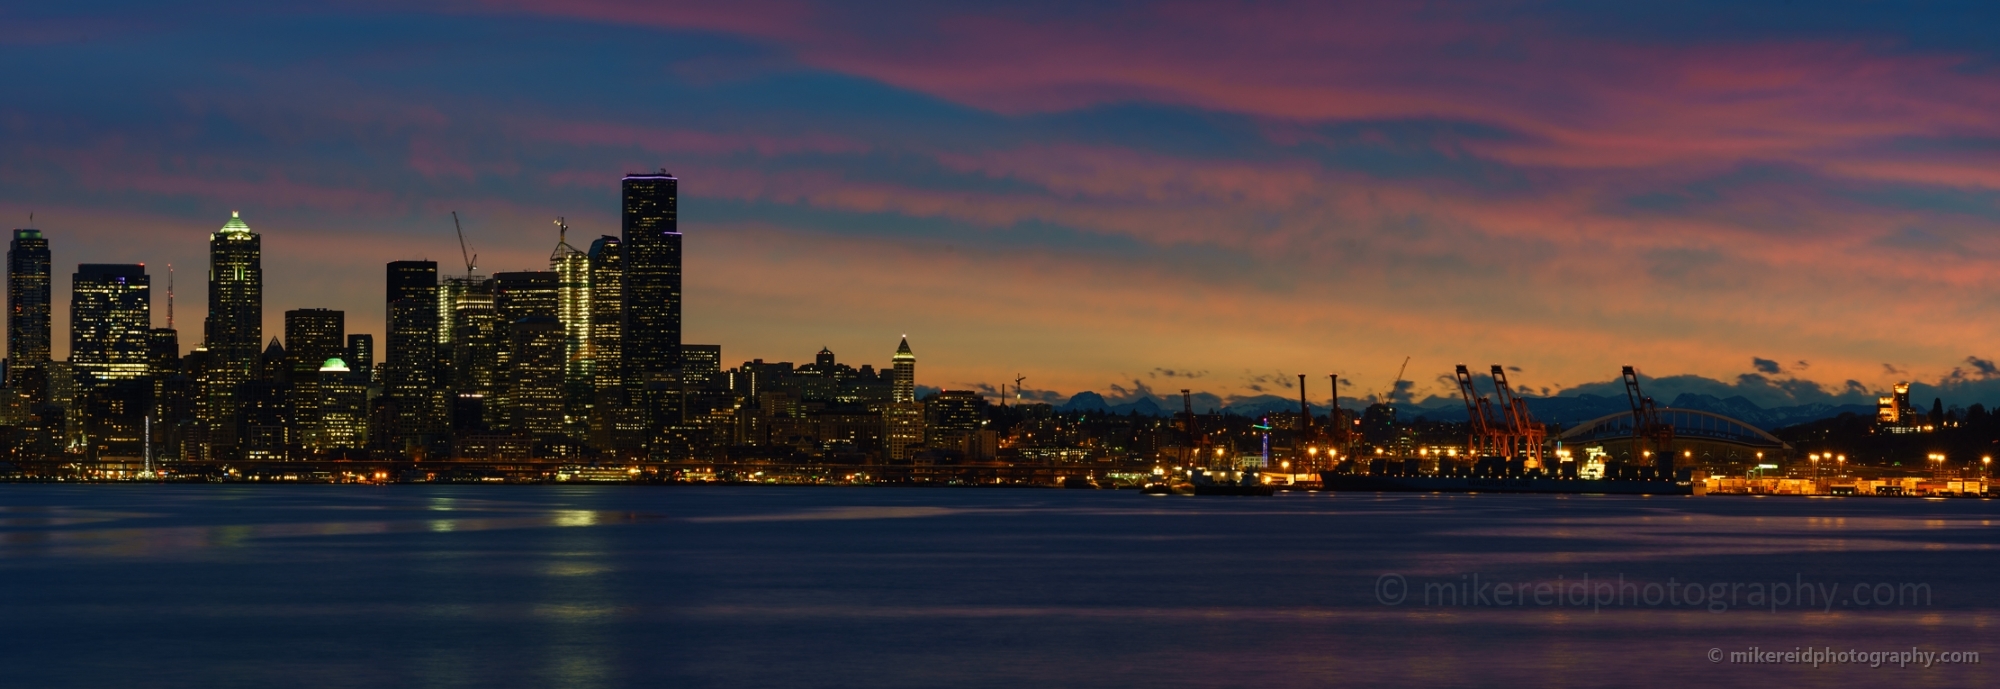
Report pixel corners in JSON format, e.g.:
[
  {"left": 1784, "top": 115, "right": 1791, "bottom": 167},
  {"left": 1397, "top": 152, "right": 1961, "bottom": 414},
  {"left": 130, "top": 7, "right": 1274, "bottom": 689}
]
[
  {"left": 385, "top": 260, "right": 442, "bottom": 455},
  {"left": 7, "top": 228, "right": 51, "bottom": 376},
  {"left": 621, "top": 173, "right": 680, "bottom": 385},
  {"left": 70, "top": 264, "right": 151, "bottom": 383}
]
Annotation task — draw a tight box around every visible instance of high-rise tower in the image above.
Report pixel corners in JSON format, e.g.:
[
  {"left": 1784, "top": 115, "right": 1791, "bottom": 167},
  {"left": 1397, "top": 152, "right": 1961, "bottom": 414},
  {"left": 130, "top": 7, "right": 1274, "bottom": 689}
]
[
  {"left": 892, "top": 337, "right": 916, "bottom": 403},
  {"left": 551, "top": 220, "right": 593, "bottom": 438},
  {"left": 201, "top": 212, "right": 262, "bottom": 449},
  {"left": 385, "top": 260, "right": 442, "bottom": 455},
  {"left": 886, "top": 336, "right": 923, "bottom": 461},
  {"left": 204, "top": 212, "right": 262, "bottom": 377},
  {"left": 586, "top": 235, "right": 622, "bottom": 394},
  {"left": 69, "top": 264, "right": 151, "bottom": 383},
  {"left": 7, "top": 228, "right": 52, "bottom": 378},
  {"left": 620, "top": 173, "right": 679, "bottom": 386}
]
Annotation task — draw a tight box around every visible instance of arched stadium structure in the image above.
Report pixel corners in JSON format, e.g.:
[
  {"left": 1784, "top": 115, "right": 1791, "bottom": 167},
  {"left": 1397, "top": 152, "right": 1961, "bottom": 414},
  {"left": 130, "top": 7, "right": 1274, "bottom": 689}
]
[{"left": 1553, "top": 408, "right": 1792, "bottom": 466}]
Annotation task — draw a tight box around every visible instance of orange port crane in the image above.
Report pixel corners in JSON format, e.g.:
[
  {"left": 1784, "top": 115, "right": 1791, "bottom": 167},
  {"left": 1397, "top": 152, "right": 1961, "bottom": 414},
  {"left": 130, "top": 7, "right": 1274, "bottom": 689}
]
[
  {"left": 1489, "top": 365, "right": 1547, "bottom": 465},
  {"left": 1454, "top": 365, "right": 1503, "bottom": 456},
  {"left": 1621, "top": 366, "right": 1675, "bottom": 466}
]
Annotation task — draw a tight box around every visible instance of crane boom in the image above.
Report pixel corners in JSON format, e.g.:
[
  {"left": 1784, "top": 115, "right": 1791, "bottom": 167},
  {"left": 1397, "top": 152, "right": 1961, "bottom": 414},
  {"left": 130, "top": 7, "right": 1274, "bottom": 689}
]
[
  {"left": 452, "top": 211, "right": 477, "bottom": 279},
  {"left": 1386, "top": 356, "right": 1411, "bottom": 403}
]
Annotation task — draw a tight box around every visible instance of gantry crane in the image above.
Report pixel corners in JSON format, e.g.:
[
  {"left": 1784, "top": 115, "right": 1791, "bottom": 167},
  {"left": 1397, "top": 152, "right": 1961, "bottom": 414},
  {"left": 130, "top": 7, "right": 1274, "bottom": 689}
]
[
  {"left": 1489, "top": 365, "right": 1547, "bottom": 466},
  {"left": 1622, "top": 366, "right": 1675, "bottom": 467},
  {"left": 1454, "top": 365, "right": 1501, "bottom": 457}
]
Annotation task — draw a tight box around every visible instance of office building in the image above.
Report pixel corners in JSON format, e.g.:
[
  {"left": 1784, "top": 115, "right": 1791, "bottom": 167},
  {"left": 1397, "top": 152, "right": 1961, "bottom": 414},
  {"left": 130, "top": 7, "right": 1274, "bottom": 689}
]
[
  {"left": 886, "top": 337, "right": 923, "bottom": 461},
  {"left": 507, "top": 316, "right": 564, "bottom": 435},
  {"left": 587, "top": 236, "right": 622, "bottom": 393},
  {"left": 285, "top": 308, "right": 344, "bottom": 449},
  {"left": 315, "top": 357, "right": 366, "bottom": 450},
  {"left": 346, "top": 334, "right": 373, "bottom": 382},
  {"left": 620, "top": 173, "right": 680, "bottom": 385},
  {"left": 202, "top": 212, "right": 262, "bottom": 447},
  {"left": 385, "top": 260, "right": 442, "bottom": 455},
  {"left": 70, "top": 264, "right": 151, "bottom": 383},
  {"left": 8, "top": 228, "right": 51, "bottom": 378}
]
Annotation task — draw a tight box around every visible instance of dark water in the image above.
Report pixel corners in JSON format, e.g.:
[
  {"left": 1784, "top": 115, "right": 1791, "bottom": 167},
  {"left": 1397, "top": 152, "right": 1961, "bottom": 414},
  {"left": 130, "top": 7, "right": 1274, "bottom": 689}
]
[{"left": 1, "top": 486, "right": 1994, "bottom": 688}]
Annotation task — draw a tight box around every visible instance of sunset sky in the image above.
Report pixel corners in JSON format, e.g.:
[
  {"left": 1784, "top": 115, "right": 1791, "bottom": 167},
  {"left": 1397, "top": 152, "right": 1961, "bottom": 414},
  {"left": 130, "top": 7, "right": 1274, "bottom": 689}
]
[{"left": 7, "top": 1, "right": 2000, "bottom": 407}]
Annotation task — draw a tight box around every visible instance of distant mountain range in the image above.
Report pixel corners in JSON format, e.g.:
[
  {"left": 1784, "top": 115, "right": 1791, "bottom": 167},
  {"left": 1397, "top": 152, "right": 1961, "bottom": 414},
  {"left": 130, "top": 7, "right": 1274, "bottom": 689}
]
[{"left": 1055, "top": 391, "right": 1875, "bottom": 431}]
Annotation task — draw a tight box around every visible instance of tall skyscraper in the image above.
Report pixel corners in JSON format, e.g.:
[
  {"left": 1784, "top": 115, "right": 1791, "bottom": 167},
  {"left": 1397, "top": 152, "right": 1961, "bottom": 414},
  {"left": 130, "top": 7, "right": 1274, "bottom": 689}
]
[
  {"left": 621, "top": 173, "right": 680, "bottom": 385},
  {"left": 385, "top": 260, "right": 442, "bottom": 455},
  {"left": 551, "top": 223, "right": 593, "bottom": 438},
  {"left": 7, "top": 228, "right": 52, "bottom": 377},
  {"left": 496, "top": 268, "right": 560, "bottom": 430},
  {"left": 204, "top": 211, "right": 262, "bottom": 374},
  {"left": 586, "top": 236, "right": 622, "bottom": 393},
  {"left": 69, "top": 264, "right": 151, "bottom": 383},
  {"left": 893, "top": 337, "right": 916, "bottom": 403},
  {"left": 285, "top": 308, "right": 344, "bottom": 450},
  {"left": 886, "top": 337, "right": 923, "bottom": 461},
  {"left": 202, "top": 211, "right": 262, "bottom": 450},
  {"left": 551, "top": 223, "right": 591, "bottom": 382}
]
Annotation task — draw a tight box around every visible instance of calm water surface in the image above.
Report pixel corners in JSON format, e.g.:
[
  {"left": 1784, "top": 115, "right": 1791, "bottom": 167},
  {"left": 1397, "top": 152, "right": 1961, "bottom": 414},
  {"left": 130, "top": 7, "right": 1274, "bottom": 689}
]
[{"left": 1, "top": 486, "right": 1994, "bottom": 688}]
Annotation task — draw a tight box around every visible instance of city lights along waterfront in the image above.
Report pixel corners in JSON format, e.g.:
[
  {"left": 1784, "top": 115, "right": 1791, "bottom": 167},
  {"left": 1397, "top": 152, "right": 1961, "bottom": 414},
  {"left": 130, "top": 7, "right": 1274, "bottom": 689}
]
[{"left": 0, "top": 172, "right": 1994, "bottom": 499}]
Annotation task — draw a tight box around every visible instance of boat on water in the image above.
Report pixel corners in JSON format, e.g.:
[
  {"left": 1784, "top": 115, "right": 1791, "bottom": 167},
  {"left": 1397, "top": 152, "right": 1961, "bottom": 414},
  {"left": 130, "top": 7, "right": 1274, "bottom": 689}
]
[
  {"left": 1319, "top": 471, "right": 1691, "bottom": 496},
  {"left": 1141, "top": 468, "right": 1275, "bottom": 496}
]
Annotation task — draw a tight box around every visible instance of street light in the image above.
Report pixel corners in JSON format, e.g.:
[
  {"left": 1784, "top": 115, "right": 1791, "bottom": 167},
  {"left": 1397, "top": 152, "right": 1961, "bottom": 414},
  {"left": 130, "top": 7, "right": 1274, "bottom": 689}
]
[{"left": 1985, "top": 455, "right": 1992, "bottom": 479}]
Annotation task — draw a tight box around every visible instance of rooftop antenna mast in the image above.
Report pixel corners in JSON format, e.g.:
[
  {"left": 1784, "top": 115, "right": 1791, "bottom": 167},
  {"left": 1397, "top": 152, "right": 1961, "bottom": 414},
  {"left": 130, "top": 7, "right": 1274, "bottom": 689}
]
[
  {"left": 166, "top": 264, "right": 174, "bottom": 329},
  {"left": 452, "top": 211, "right": 477, "bottom": 279}
]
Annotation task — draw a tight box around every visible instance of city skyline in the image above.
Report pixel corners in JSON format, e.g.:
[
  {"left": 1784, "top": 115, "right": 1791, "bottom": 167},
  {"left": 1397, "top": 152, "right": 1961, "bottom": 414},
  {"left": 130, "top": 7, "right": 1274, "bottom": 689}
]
[{"left": 6, "top": 2, "right": 2000, "bottom": 406}]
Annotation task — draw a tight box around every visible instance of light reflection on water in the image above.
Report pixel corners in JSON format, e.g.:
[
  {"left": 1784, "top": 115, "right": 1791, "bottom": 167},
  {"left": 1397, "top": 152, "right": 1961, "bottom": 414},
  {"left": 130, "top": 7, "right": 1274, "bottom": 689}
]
[{"left": 0, "top": 486, "right": 1993, "bottom": 688}]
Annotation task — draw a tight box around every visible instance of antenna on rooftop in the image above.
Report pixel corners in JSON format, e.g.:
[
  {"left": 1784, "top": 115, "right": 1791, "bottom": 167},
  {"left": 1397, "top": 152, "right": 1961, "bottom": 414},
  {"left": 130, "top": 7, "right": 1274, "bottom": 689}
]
[{"left": 167, "top": 264, "right": 174, "bottom": 329}]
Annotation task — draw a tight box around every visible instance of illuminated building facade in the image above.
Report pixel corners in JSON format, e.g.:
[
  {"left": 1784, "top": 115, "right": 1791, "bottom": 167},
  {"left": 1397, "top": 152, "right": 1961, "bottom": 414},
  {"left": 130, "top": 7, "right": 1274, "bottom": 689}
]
[
  {"left": 886, "top": 337, "right": 923, "bottom": 461},
  {"left": 315, "top": 357, "right": 366, "bottom": 450},
  {"left": 586, "top": 235, "right": 622, "bottom": 393},
  {"left": 620, "top": 173, "right": 680, "bottom": 386},
  {"left": 925, "top": 390, "right": 985, "bottom": 450},
  {"left": 1878, "top": 381, "right": 1922, "bottom": 433},
  {"left": 507, "top": 316, "right": 565, "bottom": 435},
  {"left": 385, "top": 260, "right": 443, "bottom": 454},
  {"left": 70, "top": 264, "right": 151, "bottom": 383},
  {"left": 285, "top": 308, "right": 344, "bottom": 446},
  {"left": 8, "top": 228, "right": 51, "bottom": 377},
  {"left": 203, "top": 212, "right": 262, "bottom": 447},
  {"left": 551, "top": 229, "right": 593, "bottom": 436}
]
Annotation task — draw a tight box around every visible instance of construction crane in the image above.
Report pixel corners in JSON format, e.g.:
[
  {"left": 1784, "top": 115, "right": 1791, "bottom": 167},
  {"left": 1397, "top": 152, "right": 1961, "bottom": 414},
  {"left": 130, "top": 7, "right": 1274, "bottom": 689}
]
[
  {"left": 1454, "top": 365, "right": 1500, "bottom": 457},
  {"left": 1621, "top": 366, "right": 1676, "bottom": 468},
  {"left": 452, "top": 211, "right": 477, "bottom": 279},
  {"left": 1490, "top": 365, "right": 1547, "bottom": 466},
  {"left": 1383, "top": 356, "right": 1411, "bottom": 404},
  {"left": 1013, "top": 374, "right": 1026, "bottom": 408}
]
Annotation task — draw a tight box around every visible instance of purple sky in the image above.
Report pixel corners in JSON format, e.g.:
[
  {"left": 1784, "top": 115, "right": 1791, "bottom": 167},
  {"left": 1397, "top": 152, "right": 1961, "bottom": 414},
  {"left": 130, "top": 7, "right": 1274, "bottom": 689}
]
[{"left": 7, "top": 1, "right": 2000, "bottom": 407}]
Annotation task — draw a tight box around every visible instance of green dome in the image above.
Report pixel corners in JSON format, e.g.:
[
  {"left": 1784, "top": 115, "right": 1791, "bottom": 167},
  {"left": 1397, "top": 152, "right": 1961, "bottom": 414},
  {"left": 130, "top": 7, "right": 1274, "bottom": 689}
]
[
  {"left": 319, "top": 357, "right": 350, "bottom": 373},
  {"left": 217, "top": 211, "right": 253, "bottom": 236}
]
